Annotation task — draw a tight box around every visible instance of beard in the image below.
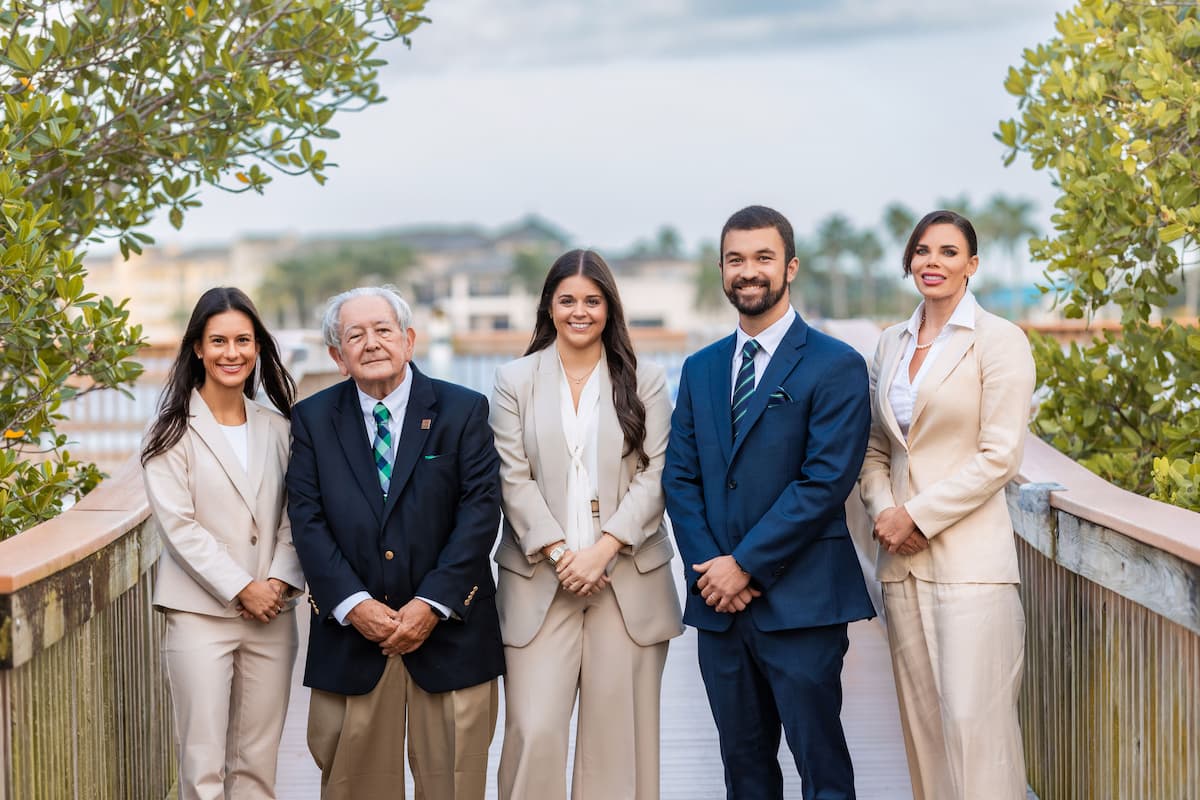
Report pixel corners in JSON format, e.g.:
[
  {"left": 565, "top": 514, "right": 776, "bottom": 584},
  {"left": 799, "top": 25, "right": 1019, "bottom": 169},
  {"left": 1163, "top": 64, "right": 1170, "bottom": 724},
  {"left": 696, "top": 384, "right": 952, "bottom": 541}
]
[{"left": 724, "top": 278, "right": 788, "bottom": 317}]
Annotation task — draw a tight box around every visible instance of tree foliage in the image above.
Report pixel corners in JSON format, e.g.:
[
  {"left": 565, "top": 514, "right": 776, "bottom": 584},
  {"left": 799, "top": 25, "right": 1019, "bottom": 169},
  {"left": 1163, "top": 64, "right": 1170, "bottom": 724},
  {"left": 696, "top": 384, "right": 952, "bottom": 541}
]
[
  {"left": 1000, "top": 0, "right": 1200, "bottom": 510},
  {"left": 0, "top": 0, "right": 429, "bottom": 538}
]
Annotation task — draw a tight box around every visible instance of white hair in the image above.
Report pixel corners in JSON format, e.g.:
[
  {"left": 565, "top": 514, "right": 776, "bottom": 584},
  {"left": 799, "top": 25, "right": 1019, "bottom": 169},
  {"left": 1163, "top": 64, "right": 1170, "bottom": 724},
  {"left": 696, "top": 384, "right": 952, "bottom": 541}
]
[{"left": 321, "top": 285, "right": 414, "bottom": 349}]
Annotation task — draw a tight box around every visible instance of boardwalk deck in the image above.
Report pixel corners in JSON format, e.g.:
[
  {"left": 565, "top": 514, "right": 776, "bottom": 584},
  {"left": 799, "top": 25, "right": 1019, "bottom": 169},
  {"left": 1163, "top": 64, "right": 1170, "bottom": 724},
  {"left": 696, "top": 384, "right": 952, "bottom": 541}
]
[{"left": 275, "top": 592, "right": 911, "bottom": 799}]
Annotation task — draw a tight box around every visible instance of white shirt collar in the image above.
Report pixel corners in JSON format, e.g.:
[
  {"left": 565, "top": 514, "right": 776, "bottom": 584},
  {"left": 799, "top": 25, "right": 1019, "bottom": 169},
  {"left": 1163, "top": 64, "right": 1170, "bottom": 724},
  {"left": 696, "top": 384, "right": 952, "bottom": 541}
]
[
  {"left": 905, "top": 290, "right": 978, "bottom": 338},
  {"left": 735, "top": 305, "right": 797, "bottom": 359},
  {"left": 355, "top": 367, "right": 413, "bottom": 427}
]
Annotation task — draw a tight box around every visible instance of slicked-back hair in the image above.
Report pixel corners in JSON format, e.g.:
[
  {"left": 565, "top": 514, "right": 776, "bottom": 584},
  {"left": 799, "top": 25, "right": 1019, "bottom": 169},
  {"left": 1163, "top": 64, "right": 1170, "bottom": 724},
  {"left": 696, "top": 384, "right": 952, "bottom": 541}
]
[
  {"left": 902, "top": 210, "right": 979, "bottom": 276},
  {"left": 719, "top": 205, "right": 797, "bottom": 266},
  {"left": 321, "top": 285, "right": 413, "bottom": 350},
  {"left": 525, "top": 249, "right": 649, "bottom": 468},
  {"left": 141, "top": 287, "right": 296, "bottom": 465}
]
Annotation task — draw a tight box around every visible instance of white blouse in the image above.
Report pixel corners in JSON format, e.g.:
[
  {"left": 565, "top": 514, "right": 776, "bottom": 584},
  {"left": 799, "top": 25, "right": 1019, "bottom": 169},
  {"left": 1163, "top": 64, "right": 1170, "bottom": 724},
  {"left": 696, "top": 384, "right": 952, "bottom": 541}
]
[
  {"left": 559, "top": 360, "right": 600, "bottom": 551},
  {"left": 887, "top": 291, "right": 978, "bottom": 438},
  {"left": 217, "top": 422, "right": 249, "bottom": 471}
]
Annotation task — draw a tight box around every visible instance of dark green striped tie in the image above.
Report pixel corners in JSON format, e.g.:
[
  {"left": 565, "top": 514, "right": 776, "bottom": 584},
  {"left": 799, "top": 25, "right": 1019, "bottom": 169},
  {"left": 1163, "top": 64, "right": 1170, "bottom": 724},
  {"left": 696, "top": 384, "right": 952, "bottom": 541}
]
[
  {"left": 731, "top": 338, "right": 761, "bottom": 442},
  {"left": 372, "top": 402, "right": 393, "bottom": 496}
]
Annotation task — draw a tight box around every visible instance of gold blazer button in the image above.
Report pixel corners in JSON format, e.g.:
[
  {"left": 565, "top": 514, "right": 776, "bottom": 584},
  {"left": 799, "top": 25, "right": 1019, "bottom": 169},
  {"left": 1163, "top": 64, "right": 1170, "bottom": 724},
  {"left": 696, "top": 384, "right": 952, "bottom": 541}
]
[{"left": 384, "top": 550, "right": 395, "bottom": 560}]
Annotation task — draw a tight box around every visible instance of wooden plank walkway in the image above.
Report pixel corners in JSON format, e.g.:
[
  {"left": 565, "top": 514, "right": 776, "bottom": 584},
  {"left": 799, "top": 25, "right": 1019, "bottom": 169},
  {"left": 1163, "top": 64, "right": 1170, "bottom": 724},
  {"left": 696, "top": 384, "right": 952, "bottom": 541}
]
[{"left": 276, "top": 570, "right": 912, "bottom": 799}]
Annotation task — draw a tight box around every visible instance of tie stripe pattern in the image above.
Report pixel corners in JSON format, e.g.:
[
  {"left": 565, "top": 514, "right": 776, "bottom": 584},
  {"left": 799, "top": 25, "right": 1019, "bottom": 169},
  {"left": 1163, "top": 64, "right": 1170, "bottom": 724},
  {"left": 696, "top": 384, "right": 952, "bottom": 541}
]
[
  {"left": 372, "top": 402, "right": 393, "bottom": 495},
  {"left": 731, "top": 338, "right": 761, "bottom": 441}
]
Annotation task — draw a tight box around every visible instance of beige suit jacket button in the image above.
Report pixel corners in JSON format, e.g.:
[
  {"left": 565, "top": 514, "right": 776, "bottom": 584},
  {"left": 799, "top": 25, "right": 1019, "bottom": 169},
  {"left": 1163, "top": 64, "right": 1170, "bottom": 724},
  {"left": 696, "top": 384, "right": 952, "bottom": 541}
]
[
  {"left": 250, "top": 535, "right": 258, "bottom": 545},
  {"left": 384, "top": 550, "right": 395, "bottom": 560}
]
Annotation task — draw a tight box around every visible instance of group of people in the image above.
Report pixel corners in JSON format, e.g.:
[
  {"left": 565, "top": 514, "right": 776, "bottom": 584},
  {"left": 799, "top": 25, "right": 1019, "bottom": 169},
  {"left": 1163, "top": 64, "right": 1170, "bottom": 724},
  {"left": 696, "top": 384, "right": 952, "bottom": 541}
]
[{"left": 141, "top": 204, "right": 1036, "bottom": 800}]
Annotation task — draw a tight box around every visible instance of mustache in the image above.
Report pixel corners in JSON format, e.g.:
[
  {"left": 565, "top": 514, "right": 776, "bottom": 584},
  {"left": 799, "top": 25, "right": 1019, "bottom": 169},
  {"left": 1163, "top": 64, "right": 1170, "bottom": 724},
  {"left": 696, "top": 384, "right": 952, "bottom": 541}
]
[{"left": 732, "top": 279, "right": 770, "bottom": 289}]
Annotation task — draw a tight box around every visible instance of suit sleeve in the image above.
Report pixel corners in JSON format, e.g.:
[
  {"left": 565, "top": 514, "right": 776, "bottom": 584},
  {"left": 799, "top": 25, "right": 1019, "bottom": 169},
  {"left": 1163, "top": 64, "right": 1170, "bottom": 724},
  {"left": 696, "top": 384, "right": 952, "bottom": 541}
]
[
  {"left": 489, "top": 365, "right": 566, "bottom": 558},
  {"left": 602, "top": 363, "right": 670, "bottom": 549},
  {"left": 903, "top": 325, "right": 1035, "bottom": 538},
  {"left": 143, "top": 439, "right": 253, "bottom": 604},
  {"left": 731, "top": 348, "right": 871, "bottom": 590},
  {"left": 286, "top": 406, "right": 369, "bottom": 614},
  {"left": 414, "top": 393, "right": 501, "bottom": 619},
  {"left": 858, "top": 334, "right": 899, "bottom": 521},
  {"left": 663, "top": 359, "right": 724, "bottom": 582}
]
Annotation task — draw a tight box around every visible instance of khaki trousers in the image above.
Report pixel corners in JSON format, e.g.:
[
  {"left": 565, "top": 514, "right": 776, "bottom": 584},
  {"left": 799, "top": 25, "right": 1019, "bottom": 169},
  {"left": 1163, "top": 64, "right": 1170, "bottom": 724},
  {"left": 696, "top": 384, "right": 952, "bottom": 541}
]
[
  {"left": 882, "top": 576, "right": 1027, "bottom": 800},
  {"left": 162, "top": 608, "right": 298, "bottom": 800},
  {"left": 498, "top": 584, "right": 669, "bottom": 800},
  {"left": 308, "top": 655, "right": 499, "bottom": 800}
]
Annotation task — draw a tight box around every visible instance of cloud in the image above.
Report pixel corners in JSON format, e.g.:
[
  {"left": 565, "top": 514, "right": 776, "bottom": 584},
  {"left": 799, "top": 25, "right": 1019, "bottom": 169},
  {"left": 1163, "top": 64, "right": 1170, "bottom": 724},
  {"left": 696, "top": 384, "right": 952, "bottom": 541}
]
[{"left": 394, "top": 0, "right": 1068, "bottom": 72}]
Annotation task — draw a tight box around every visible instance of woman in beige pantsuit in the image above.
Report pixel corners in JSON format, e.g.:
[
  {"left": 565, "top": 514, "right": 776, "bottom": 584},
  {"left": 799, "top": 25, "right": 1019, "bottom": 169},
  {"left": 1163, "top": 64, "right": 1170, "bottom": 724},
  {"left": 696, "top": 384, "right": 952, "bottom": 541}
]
[
  {"left": 142, "top": 287, "right": 304, "bottom": 800},
  {"left": 858, "top": 211, "right": 1036, "bottom": 800},
  {"left": 490, "top": 249, "right": 683, "bottom": 800}
]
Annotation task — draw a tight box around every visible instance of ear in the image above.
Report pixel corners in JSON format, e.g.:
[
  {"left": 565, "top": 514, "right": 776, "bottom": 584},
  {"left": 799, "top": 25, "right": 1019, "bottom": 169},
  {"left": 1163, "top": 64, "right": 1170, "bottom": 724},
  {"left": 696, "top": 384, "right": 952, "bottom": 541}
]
[
  {"left": 193, "top": 341, "right": 203, "bottom": 359},
  {"left": 328, "top": 345, "right": 350, "bottom": 377},
  {"left": 967, "top": 254, "right": 980, "bottom": 278},
  {"left": 785, "top": 256, "right": 800, "bottom": 283}
]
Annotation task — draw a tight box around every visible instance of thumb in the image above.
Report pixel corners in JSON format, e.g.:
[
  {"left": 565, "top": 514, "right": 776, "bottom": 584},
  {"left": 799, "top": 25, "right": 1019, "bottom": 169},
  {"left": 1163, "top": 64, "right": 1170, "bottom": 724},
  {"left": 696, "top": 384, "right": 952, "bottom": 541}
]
[{"left": 692, "top": 559, "right": 713, "bottom": 572}]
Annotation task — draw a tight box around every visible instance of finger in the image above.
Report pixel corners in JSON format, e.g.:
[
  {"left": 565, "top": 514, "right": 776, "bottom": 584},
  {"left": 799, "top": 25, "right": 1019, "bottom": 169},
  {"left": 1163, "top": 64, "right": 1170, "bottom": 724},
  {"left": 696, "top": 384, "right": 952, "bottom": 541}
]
[{"left": 692, "top": 559, "right": 713, "bottom": 573}]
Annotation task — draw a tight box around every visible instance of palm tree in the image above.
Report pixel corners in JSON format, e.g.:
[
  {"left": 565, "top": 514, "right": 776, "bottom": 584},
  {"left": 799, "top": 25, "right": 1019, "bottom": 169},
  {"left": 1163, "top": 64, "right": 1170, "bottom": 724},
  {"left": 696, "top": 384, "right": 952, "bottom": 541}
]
[
  {"left": 882, "top": 202, "right": 917, "bottom": 251},
  {"left": 981, "top": 194, "right": 1039, "bottom": 320},
  {"left": 816, "top": 214, "right": 855, "bottom": 319},
  {"left": 850, "top": 230, "right": 884, "bottom": 318}
]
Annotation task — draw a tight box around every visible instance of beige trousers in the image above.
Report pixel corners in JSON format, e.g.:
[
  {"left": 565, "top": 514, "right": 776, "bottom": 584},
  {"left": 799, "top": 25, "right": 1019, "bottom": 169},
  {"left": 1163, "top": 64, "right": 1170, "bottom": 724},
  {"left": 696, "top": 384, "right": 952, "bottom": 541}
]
[
  {"left": 308, "top": 655, "right": 499, "bottom": 800},
  {"left": 882, "top": 576, "right": 1027, "bottom": 800},
  {"left": 498, "top": 584, "right": 669, "bottom": 800},
  {"left": 162, "top": 608, "right": 298, "bottom": 800}
]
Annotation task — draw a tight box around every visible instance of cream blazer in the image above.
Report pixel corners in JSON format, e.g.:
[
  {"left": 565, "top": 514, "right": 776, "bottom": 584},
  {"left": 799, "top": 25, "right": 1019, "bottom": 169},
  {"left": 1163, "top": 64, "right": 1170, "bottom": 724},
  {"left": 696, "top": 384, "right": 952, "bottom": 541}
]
[
  {"left": 859, "top": 304, "right": 1036, "bottom": 584},
  {"left": 489, "top": 347, "right": 684, "bottom": 647},
  {"left": 143, "top": 390, "right": 306, "bottom": 616}
]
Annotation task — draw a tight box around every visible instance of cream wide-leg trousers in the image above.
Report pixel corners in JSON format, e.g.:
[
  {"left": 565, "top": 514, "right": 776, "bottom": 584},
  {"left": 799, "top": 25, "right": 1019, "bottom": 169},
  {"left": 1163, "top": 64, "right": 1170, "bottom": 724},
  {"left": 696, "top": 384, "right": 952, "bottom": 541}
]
[
  {"left": 882, "top": 576, "right": 1027, "bottom": 800},
  {"left": 498, "top": 585, "right": 669, "bottom": 800},
  {"left": 162, "top": 608, "right": 298, "bottom": 800}
]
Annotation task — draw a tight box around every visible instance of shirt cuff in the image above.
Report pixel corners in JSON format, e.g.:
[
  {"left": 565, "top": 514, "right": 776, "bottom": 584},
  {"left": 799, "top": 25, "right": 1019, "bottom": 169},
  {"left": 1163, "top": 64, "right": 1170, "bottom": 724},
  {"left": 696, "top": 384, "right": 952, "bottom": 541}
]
[
  {"left": 332, "top": 591, "right": 372, "bottom": 625},
  {"left": 417, "top": 596, "right": 454, "bottom": 620}
]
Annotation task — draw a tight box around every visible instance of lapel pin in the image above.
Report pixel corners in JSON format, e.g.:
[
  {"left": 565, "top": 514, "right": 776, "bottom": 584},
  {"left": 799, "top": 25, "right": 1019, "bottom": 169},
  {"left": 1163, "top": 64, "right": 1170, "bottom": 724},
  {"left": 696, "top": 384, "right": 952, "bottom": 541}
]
[{"left": 420, "top": 418, "right": 432, "bottom": 430}]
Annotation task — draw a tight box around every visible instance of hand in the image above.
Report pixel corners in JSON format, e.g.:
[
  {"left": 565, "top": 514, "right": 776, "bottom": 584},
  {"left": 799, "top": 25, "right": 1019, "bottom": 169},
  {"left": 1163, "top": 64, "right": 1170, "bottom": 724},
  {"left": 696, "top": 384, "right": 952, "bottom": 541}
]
[
  {"left": 694, "top": 556, "right": 758, "bottom": 613},
  {"left": 267, "top": 577, "right": 291, "bottom": 600},
  {"left": 557, "top": 535, "right": 621, "bottom": 596},
  {"left": 896, "top": 531, "right": 929, "bottom": 556},
  {"left": 380, "top": 599, "right": 439, "bottom": 657},
  {"left": 874, "top": 506, "right": 919, "bottom": 554},
  {"left": 345, "top": 598, "right": 400, "bottom": 643},
  {"left": 236, "top": 579, "right": 285, "bottom": 623}
]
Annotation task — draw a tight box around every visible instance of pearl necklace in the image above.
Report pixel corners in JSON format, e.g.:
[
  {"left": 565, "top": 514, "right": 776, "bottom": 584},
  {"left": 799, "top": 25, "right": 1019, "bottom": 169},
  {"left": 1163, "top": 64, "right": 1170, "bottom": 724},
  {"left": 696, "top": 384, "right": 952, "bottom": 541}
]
[{"left": 914, "top": 308, "right": 936, "bottom": 351}]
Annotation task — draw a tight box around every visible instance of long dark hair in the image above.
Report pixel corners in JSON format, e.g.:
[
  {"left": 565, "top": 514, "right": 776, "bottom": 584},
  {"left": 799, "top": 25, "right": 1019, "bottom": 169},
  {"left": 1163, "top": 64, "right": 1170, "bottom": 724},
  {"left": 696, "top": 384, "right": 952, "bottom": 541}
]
[
  {"left": 525, "top": 250, "right": 649, "bottom": 467},
  {"left": 141, "top": 287, "right": 296, "bottom": 464}
]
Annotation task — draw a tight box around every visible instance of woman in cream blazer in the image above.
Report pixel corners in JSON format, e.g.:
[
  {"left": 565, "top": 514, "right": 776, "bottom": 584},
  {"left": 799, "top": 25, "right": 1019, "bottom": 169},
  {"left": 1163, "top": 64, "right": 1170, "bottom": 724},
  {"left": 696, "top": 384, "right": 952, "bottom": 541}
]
[
  {"left": 859, "top": 211, "right": 1036, "bottom": 800},
  {"left": 490, "top": 250, "right": 683, "bottom": 800},
  {"left": 142, "top": 287, "right": 304, "bottom": 800}
]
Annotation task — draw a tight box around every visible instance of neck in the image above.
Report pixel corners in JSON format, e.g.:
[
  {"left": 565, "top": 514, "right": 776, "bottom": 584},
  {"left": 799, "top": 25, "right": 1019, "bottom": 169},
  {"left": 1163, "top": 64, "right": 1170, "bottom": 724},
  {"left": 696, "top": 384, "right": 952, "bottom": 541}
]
[
  {"left": 556, "top": 340, "right": 602, "bottom": 373},
  {"left": 739, "top": 297, "right": 791, "bottom": 337},
  {"left": 198, "top": 382, "right": 248, "bottom": 425},
  {"left": 923, "top": 287, "right": 967, "bottom": 329}
]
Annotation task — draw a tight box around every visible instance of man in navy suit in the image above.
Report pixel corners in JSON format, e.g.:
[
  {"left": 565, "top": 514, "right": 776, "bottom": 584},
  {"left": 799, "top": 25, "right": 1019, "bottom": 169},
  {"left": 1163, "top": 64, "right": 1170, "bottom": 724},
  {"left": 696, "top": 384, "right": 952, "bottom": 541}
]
[
  {"left": 287, "top": 286, "right": 503, "bottom": 800},
  {"left": 664, "top": 206, "right": 874, "bottom": 799}
]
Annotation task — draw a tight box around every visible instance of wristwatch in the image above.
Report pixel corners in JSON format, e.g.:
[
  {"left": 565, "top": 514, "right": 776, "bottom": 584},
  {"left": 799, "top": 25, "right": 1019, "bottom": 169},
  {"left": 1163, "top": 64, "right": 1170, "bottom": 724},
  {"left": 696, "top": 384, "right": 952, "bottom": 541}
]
[{"left": 546, "top": 544, "right": 568, "bottom": 565}]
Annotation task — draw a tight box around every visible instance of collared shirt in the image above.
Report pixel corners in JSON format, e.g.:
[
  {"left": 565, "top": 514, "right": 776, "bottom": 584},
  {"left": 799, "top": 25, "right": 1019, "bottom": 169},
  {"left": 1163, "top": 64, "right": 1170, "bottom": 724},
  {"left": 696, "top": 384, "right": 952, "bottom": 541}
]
[
  {"left": 888, "top": 290, "right": 978, "bottom": 438},
  {"left": 333, "top": 367, "right": 452, "bottom": 623},
  {"left": 731, "top": 305, "right": 797, "bottom": 401}
]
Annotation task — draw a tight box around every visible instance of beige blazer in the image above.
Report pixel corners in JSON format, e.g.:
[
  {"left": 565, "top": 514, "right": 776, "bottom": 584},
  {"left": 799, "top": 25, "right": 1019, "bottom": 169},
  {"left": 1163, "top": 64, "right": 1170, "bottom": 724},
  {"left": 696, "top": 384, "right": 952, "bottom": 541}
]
[
  {"left": 489, "top": 347, "right": 684, "bottom": 647},
  {"left": 143, "top": 390, "right": 306, "bottom": 616},
  {"left": 859, "top": 304, "right": 1036, "bottom": 584}
]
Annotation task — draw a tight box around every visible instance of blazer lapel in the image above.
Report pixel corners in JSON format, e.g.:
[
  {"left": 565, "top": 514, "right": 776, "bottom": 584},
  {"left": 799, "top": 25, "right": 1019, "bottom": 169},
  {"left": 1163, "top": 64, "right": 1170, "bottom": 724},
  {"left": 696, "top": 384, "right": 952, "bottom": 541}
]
[
  {"left": 877, "top": 331, "right": 908, "bottom": 447},
  {"left": 707, "top": 335, "right": 736, "bottom": 465},
  {"left": 245, "top": 397, "right": 270, "bottom": 502},
  {"left": 383, "top": 365, "right": 436, "bottom": 521},
  {"left": 910, "top": 325, "right": 975, "bottom": 431},
  {"left": 187, "top": 390, "right": 259, "bottom": 523},
  {"left": 331, "top": 379, "right": 384, "bottom": 523},
  {"left": 533, "top": 348, "right": 570, "bottom": 529},
  {"left": 595, "top": 350, "right": 621, "bottom": 519},
  {"left": 730, "top": 314, "right": 808, "bottom": 463}
]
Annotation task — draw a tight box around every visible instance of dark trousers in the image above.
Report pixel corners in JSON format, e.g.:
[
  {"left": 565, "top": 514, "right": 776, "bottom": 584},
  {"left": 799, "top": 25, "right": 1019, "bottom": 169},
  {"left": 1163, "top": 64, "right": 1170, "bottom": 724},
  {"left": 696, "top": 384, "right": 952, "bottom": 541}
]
[{"left": 697, "top": 614, "right": 855, "bottom": 800}]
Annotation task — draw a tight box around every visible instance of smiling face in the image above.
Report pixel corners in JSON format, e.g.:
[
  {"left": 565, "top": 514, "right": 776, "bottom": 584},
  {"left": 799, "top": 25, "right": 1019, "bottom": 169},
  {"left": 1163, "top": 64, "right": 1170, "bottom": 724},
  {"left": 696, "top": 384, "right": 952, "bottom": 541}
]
[
  {"left": 193, "top": 310, "right": 259, "bottom": 394},
  {"left": 907, "top": 223, "right": 978, "bottom": 303},
  {"left": 329, "top": 294, "right": 416, "bottom": 399},
  {"left": 721, "top": 226, "right": 798, "bottom": 322},
  {"left": 550, "top": 273, "right": 608, "bottom": 355}
]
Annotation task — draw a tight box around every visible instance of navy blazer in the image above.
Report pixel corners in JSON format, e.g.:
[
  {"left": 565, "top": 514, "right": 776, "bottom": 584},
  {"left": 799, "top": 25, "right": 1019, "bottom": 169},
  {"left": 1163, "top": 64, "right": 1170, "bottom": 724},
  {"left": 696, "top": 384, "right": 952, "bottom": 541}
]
[
  {"left": 663, "top": 314, "right": 875, "bottom": 632},
  {"left": 287, "top": 366, "right": 505, "bottom": 695}
]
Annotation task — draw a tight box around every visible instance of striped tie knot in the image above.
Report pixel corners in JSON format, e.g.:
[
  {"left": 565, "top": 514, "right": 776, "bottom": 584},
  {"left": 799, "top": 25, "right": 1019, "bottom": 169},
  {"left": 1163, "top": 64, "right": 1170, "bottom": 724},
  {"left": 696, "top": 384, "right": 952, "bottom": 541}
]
[
  {"left": 731, "top": 338, "right": 761, "bottom": 442},
  {"left": 372, "top": 402, "right": 393, "bottom": 494}
]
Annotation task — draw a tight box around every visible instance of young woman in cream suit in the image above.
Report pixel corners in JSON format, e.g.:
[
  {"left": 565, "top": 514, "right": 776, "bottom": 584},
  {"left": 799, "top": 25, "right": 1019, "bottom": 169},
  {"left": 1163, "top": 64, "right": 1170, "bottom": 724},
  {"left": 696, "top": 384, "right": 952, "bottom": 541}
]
[
  {"left": 858, "top": 211, "right": 1037, "bottom": 800},
  {"left": 490, "top": 249, "right": 683, "bottom": 800},
  {"left": 142, "top": 287, "right": 304, "bottom": 800}
]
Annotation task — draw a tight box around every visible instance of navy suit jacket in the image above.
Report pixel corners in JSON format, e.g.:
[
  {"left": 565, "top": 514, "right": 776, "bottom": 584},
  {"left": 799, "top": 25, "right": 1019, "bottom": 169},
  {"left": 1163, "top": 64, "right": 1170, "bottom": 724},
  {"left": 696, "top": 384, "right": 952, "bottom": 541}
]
[
  {"left": 663, "top": 314, "right": 875, "bottom": 633},
  {"left": 287, "top": 366, "right": 505, "bottom": 695}
]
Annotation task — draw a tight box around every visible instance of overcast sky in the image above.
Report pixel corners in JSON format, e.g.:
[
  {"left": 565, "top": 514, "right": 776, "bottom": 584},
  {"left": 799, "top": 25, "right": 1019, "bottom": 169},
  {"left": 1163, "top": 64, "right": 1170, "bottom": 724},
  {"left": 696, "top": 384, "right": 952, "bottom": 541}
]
[{"left": 140, "top": 0, "right": 1077, "bottom": 255}]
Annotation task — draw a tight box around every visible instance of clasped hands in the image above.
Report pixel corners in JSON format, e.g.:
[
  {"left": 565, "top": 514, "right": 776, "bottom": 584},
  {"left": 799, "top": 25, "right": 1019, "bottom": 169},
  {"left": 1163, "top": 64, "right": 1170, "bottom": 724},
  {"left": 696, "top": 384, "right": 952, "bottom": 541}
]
[
  {"left": 695, "top": 555, "right": 761, "bottom": 613},
  {"left": 543, "top": 534, "right": 622, "bottom": 597},
  {"left": 236, "top": 577, "right": 291, "bottom": 623},
  {"left": 873, "top": 505, "right": 929, "bottom": 555},
  {"left": 347, "top": 598, "right": 439, "bottom": 658}
]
